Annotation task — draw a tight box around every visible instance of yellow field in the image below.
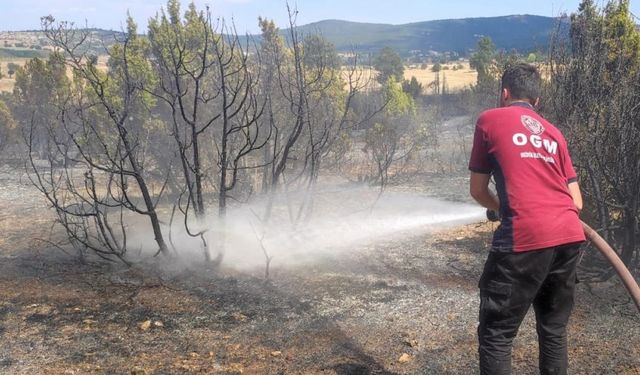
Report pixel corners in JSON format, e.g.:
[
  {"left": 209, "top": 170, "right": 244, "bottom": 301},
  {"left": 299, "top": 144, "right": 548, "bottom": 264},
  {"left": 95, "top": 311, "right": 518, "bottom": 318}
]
[
  {"left": 404, "top": 62, "right": 477, "bottom": 92},
  {"left": 0, "top": 56, "right": 109, "bottom": 94},
  {"left": 2, "top": 57, "right": 479, "bottom": 95},
  {"left": 340, "top": 61, "right": 478, "bottom": 94},
  {"left": 0, "top": 78, "right": 13, "bottom": 93},
  {"left": 0, "top": 59, "right": 29, "bottom": 93}
]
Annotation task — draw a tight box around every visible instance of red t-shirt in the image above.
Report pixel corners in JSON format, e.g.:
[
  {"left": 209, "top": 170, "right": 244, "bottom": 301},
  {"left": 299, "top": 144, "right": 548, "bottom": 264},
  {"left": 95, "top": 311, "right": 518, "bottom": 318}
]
[{"left": 469, "top": 102, "right": 585, "bottom": 252}]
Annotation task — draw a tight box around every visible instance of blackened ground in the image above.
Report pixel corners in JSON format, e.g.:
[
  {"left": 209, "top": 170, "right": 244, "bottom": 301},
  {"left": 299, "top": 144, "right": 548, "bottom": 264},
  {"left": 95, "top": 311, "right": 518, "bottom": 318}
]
[{"left": 0, "top": 165, "right": 638, "bottom": 374}]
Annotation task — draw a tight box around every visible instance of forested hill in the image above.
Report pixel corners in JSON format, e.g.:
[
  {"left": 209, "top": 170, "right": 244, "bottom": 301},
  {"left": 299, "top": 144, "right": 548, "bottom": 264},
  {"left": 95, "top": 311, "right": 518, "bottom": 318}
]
[
  {"left": 2, "top": 15, "right": 565, "bottom": 57},
  {"left": 288, "top": 15, "right": 564, "bottom": 55}
]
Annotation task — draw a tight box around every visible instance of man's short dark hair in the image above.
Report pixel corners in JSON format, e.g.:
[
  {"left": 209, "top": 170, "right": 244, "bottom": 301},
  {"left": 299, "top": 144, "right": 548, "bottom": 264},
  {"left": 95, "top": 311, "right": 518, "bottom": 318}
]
[{"left": 501, "top": 63, "right": 542, "bottom": 104}]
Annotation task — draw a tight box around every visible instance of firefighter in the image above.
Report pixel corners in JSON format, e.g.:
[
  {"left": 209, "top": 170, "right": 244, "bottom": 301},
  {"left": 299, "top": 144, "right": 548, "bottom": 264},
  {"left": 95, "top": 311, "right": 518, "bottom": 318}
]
[{"left": 468, "top": 63, "right": 585, "bottom": 375}]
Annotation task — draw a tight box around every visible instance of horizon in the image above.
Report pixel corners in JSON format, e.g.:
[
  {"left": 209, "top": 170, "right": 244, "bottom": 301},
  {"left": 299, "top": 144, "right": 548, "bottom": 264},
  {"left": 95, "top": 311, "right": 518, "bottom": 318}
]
[
  {"left": 1, "top": 14, "right": 565, "bottom": 34},
  {"left": 2, "top": 0, "right": 637, "bottom": 34}
]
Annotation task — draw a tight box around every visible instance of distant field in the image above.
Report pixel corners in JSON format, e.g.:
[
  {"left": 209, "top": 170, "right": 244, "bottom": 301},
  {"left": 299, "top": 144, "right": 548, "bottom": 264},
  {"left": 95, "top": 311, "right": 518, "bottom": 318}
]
[
  {"left": 0, "top": 56, "right": 108, "bottom": 93},
  {"left": 2, "top": 57, "right": 478, "bottom": 95},
  {"left": 0, "top": 78, "right": 13, "bottom": 93},
  {"left": 0, "top": 47, "right": 48, "bottom": 60},
  {"left": 0, "top": 59, "right": 29, "bottom": 93},
  {"left": 404, "top": 62, "right": 477, "bottom": 93},
  {"left": 341, "top": 61, "right": 477, "bottom": 95}
]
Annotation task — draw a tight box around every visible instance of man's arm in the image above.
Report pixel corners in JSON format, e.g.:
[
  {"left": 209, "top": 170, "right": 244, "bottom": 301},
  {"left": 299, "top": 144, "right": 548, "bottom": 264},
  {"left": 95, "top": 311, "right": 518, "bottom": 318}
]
[
  {"left": 568, "top": 181, "right": 583, "bottom": 212},
  {"left": 470, "top": 172, "right": 500, "bottom": 211}
]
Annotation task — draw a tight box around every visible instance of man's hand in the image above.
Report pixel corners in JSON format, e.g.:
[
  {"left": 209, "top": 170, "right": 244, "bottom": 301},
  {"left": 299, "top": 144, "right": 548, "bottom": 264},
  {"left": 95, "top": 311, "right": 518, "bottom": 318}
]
[
  {"left": 486, "top": 209, "right": 500, "bottom": 222},
  {"left": 568, "top": 181, "right": 583, "bottom": 212},
  {"left": 470, "top": 172, "right": 500, "bottom": 211}
]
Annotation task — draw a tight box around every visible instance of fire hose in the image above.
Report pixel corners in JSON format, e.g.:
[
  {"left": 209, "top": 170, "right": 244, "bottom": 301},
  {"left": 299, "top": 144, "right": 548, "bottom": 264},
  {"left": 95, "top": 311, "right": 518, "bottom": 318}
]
[
  {"left": 486, "top": 210, "right": 640, "bottom": 312},
  {"left": 581, "top": 221, "right": 640, "bottom": 313}
]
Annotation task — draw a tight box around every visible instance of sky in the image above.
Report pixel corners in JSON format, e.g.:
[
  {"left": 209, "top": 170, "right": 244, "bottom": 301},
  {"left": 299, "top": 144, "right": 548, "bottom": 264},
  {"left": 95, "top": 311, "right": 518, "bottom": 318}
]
[{"left": 1, "top": 0, "right": 639, "bottom": 33}]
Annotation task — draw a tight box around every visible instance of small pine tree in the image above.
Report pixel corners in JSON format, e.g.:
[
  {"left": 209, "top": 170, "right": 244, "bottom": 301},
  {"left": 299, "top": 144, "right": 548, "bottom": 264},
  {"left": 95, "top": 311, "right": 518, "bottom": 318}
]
[{"left": 7, "top": 62, "right": 19, "bottom": 78}]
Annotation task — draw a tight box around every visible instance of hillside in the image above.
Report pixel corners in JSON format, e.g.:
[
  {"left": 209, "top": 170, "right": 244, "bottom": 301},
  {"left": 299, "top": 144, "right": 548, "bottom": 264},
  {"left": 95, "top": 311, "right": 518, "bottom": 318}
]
[
  {"left": 290, "top": 15, "right": 565, "bottom": 55},
  {"left": 2, "top": 14, "right": 565, "bottom": 59},
  {"left": 0, "top": 29, "right": 123, "bottom": 57}
]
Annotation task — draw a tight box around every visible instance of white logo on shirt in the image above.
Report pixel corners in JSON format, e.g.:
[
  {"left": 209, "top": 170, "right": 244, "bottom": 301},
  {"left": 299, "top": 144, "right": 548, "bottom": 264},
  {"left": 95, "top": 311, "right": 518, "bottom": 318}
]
[
  {"left": 521, "top": 115, "right": 545, "bottom": 135},
  {"left": 512, "top": 133, "right": 558, "bottom": 156}
]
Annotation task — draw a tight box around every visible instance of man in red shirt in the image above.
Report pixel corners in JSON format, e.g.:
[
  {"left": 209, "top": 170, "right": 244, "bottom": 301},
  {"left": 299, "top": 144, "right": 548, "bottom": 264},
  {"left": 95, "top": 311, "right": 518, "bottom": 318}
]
[{"left": 468, "top": 63, "right": 585, "bottom": 375}]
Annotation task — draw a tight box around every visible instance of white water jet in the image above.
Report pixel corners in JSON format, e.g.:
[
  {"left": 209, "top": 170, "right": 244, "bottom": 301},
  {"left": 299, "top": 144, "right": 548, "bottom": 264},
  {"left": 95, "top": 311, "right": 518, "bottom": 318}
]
[
  {"left": 212, "top": 188, "right": 483, "bottom": 269},
  {"left": 125, "top": 185, "right": 484, "bottom": 270}
]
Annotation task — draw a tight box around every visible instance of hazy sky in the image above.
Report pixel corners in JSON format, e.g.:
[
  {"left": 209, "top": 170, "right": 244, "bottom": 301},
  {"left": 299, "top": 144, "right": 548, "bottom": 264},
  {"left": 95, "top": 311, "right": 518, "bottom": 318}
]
[{"left": 1, "top": 0, "right": 638, "bottom": 33}]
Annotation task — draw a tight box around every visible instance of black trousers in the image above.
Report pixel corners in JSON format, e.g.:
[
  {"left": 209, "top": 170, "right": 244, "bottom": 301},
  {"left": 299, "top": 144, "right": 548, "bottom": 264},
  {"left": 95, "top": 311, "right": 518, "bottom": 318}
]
[{"left": 478, "top": 243, "right": 582, "bottom": 375}]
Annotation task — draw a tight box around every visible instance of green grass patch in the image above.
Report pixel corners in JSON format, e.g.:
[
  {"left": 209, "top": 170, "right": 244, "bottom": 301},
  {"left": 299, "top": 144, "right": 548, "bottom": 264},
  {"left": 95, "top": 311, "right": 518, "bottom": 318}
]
[{"left": 0, "top": 48, "right": 49, "bottom": 59}]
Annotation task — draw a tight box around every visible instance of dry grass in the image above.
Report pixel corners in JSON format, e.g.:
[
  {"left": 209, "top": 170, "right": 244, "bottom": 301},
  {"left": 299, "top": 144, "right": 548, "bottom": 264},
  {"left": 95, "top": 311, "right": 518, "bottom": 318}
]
[
  {"left": 3, "top": 55, "right": 478, "bottom": 95},
  {"left": 341, "top": 61, "right": 478, "bottom": 94},
  {"left": 0, "top": 56, "right": 110, "bottom": 93},
  {"left": 404, "top": 62, "right": 477, "bottom": 93},
  {"left": 0, "top": 78, "right": 13, "bottom": 93},
  {"left": 0, "top": 59, "right": 29, "bottom": 93}
]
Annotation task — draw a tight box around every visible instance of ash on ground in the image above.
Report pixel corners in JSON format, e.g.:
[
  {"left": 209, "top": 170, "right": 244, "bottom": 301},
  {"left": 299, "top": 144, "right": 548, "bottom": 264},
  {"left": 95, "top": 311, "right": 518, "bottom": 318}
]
[{"left": 0, "top": 165, "right": 638, "bottom": 374}]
